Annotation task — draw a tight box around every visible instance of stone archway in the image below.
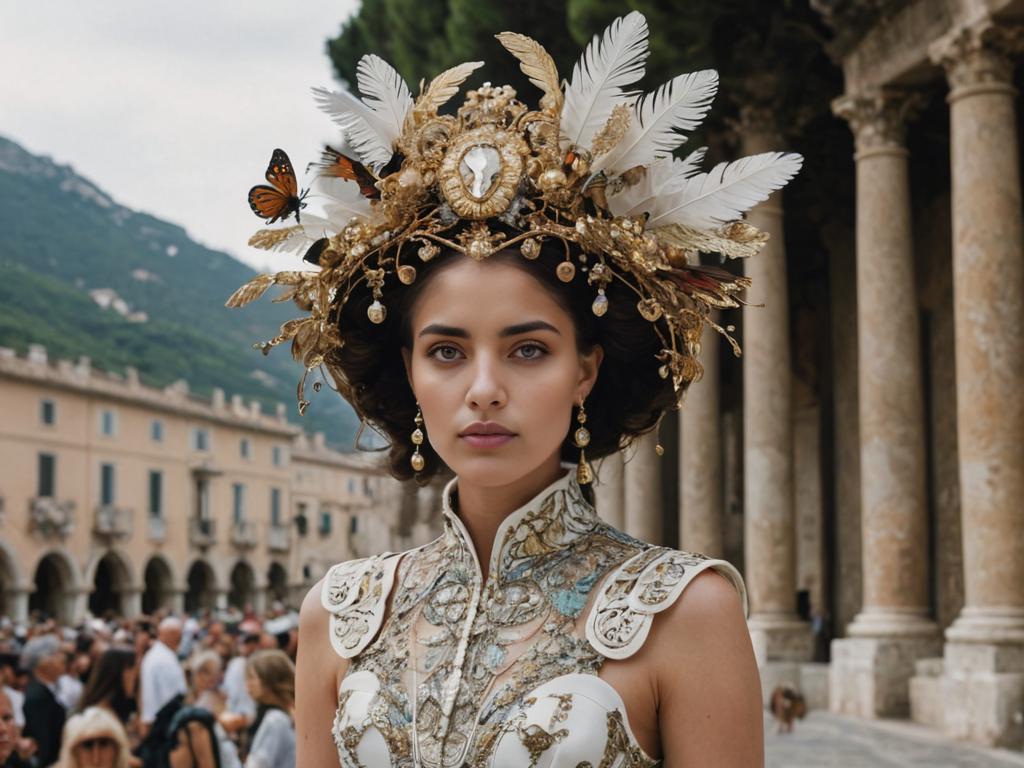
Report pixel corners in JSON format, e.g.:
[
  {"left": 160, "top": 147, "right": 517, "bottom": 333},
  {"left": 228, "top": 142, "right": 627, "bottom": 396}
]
[
  {"left": 185, "top": 560, "right": 217, "bottom": 614},
  {"left": 88, "top": 551, "right": 133, "bottom": 618},
  {"left": 142, "top": 556, "right": 175, "bottom": 614},
  {"left": 228, "top": 561, "right": 256, "bottom": 610},
  {"left": 267, "top": 562, "right": 288, "bottom": 605},
  {"left": 30, "top": 551, "right": 77, "bottom": 623}
]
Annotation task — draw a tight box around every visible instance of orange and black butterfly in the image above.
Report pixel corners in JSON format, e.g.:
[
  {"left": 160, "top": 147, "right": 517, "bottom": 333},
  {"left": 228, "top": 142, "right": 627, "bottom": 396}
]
[
  {"left": 308, "top": 145, "right": 380, "bottom": 199},
  {"left": 248, "top": 149, "right": 309, "bottom": 224}
]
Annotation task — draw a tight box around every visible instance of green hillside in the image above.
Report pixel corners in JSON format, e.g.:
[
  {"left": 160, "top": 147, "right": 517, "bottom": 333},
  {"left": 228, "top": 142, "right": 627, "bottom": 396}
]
[{"left": 0, "top": 134, "right": 360, "bottom": 447}]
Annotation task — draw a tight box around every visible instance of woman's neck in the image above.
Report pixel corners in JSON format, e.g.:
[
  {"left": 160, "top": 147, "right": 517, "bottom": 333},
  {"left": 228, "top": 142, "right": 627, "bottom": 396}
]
[{"left": 453, "top": 454, "right": 565, "bottom": 581}]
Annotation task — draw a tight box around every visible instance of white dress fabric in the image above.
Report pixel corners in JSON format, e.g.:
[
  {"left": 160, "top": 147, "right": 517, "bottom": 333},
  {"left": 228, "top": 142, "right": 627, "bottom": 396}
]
[{"left": 323, "top": 467, "right": 748, "bottom": 767}]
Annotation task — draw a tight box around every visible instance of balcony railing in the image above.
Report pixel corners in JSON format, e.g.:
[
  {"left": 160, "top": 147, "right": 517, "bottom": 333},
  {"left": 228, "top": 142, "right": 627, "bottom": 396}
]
[
  {"left": 28, "top": 497, "right": 75, "bottom": 539},
  {"left": 230, "top": 520, "right": 258, "bottom": 549},
  {"left": 189, "top": 517, "right": 217, "bottom": 548},
  {"left": 267, "top": 524, "right": 291, "bottom": 553},
  {"left": 147, "top": 515, "right": 167, "bottom": 542},
  {"left": 93, "top": 505, "right": 133, "bottom": 540}
]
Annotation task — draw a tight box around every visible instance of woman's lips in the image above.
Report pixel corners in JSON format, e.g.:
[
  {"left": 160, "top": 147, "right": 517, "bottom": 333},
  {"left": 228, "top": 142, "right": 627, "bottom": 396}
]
[{"left": 460, "top": 433, "right": 516, "bottom": 448}]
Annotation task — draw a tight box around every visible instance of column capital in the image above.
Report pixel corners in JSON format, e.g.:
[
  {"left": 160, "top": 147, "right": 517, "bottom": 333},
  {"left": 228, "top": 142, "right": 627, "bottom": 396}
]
[
  {"left": 929, "top": 18, "right": 1024, "bottom": 95},
  {"left": 831, "top": 89, "right": 926, "bottom": 154}
]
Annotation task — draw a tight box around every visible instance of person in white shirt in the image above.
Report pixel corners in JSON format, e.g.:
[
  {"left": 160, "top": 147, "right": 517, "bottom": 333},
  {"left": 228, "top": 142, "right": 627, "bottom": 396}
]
[{"left": 139, "top": 617, "right": 187, "bottom": 735}]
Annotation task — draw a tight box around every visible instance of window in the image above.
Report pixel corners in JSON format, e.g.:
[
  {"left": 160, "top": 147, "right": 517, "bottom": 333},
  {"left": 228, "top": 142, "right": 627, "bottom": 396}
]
[
  {"left": 318, "top": 508, "right": 332, "bottom": 535},
  {"left": 148, "top": 470, "right": 163, "bottom": 518},
  {"left": 100, "top": 409, "right": 117, "bottom": 437},
  {"left": 270, "top": 488, "right": 282, "bottom": 526},
  {"left": 271, "top": 445, "right": 285, "bottom": 467},
  {"left": 240, "top": 438, "right": 251, "bottom": 460},
  {"left": 191, "top": 427, "right": 210, "bottom": 452},
  {"left": 295, "top": 502, "right": 308, "bottom": 537},
  {"left": 232, "top": 483, "right": 246, "bottom": 524},
  {"left": 151, "top": 419, "right": 164, "bottom": 443},
  {"left": 40, "top": 399, "right": 56, "bottom": 426},
  {"left": 363, "top": 477, "right": 373, "bottom": 498},
  {"left": 37, "top": 453, "right": 55, "bottom": 497},
  {"left": 349, "top": 515, "right": 359, "bottom": 534},
  {"left": 347, "top": 478, "right": 356, "bottom": 494},
  {"left": 100, "top": 463, "right": 116, "bottom": 506}
]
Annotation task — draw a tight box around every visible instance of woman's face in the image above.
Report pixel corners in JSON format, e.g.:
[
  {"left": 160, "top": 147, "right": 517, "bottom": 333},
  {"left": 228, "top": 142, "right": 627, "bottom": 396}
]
[
  {"left": 73, "top": 735, "right": 117, "bottom": 768},
  {"left": 194, "top": 662, "right": 219, "bottom": 693},
  {"left": 245, "top": 668, "right": 263, "bottom": 702},
  {"left": 404, "top": 257, "right": 601, "bottom": 489}
]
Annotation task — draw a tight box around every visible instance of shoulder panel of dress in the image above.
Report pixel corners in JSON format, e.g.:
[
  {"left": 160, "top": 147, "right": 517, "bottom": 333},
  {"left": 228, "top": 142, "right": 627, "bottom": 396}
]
[
  {"left": 585, "top": 547, "right": 749, "bottom": 660},
  {"left": 319, "top": 552, "right": 402, "bottom": 659}
]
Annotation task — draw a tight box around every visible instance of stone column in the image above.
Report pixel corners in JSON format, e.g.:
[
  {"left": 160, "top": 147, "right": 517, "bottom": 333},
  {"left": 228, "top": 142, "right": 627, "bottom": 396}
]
[
  {"left": 623, "top": 431, "right": 662, "bottom": 544},
  {"left": 930, "top": 20, "right": 1024, "bottom": 749},
  {"left": 4, "top": 586, "right": 30, "bottom": 624},
  {"left": 829, "top": 89, "right": 941, "bottom": 718},
  {"left": 593, "top": 450, "right": 625, "bottom": 529},
  {"left": 680, "top": 317, "right": 724, "bottom": 557},
  {"left": 121, "top": 585, "right": 143, "bottom": 619},
  {"left": 740, "top": 109, "right": 813, "bottom": 664}
]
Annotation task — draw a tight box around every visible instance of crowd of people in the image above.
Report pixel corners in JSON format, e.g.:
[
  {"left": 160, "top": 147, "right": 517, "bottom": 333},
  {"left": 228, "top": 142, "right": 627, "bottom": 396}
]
[{"left": 0, "top": 604, "right": 299, "bottom": 768}]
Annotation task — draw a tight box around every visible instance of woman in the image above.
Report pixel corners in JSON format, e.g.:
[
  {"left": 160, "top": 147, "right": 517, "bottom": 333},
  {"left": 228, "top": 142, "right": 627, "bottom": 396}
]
[
  {"left": 186, "top": 652, "right": 225, "bottom": 716},
  {"left": 78, "top": 647, "right": 136, "bottom": 727},
  {"left": 58, "top": 707, "right": 131, "bottom": 768},
  {"left": 231, "top": 11, "right": 800, "bottom": 766},
  {"left": 243, "top": 651, "right": 294, "bottom": 768}
]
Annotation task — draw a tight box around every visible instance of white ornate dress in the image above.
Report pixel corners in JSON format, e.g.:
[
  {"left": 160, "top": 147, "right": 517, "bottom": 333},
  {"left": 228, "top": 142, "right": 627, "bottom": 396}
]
[{"left": 321, "top": 469, "right": 749, "bottom": 767}]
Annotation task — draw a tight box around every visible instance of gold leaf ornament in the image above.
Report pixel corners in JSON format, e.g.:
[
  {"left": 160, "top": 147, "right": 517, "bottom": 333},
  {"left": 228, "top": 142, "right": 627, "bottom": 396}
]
[
  {"left": 225, "top": 274, "right": 274, "bottom": 308},
  {"left": 494, "top": 31, "right": 563, "bottom": 113}
]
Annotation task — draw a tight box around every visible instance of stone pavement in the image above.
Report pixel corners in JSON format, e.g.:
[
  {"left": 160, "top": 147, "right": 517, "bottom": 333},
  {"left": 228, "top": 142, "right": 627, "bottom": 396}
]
[{"left": 765, "top": 710, "right": 1024, "bottom": 767}]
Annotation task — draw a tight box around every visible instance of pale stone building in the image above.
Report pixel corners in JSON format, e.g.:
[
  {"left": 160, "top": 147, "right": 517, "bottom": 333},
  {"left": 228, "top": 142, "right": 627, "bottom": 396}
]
[{"left": 0, "top": 344, "right": 399, "bottom": 624}]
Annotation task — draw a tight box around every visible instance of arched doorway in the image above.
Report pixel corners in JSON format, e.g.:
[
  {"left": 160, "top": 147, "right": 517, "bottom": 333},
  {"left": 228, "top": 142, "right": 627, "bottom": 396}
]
[
  {"left": 88, "top": 552, "right": 132, "bottom": 618},
  {"left": 228, "top": 562, "right": 255, "bottom": 610},
  {"left": 142, "top": 556, "right": 175, "bottom": 614},
  {"left": 185, "top": 560, "right": 216, "bottom": 614},
  {"left": 267, "top": 562, "right": 288, "bottom": 605},
  {"left": 30, "top": 552, "right": 75, "bottom": 623}
]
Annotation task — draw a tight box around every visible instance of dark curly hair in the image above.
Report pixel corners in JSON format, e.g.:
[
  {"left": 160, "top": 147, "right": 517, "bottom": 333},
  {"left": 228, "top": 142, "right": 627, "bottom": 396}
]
[{"left": 327, "top": 224, "right": 679, "bottom": 488}]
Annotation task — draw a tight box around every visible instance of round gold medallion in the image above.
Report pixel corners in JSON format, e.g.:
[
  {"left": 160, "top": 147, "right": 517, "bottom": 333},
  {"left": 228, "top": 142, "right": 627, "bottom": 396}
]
[{"left": 438, "top": 126, "right": 528, "bottom": 219}]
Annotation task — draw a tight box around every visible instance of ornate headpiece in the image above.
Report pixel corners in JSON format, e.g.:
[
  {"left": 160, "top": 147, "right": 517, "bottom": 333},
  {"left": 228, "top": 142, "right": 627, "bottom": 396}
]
[{"left": 228, "top": 11, "right": 802, "bottom": 417}]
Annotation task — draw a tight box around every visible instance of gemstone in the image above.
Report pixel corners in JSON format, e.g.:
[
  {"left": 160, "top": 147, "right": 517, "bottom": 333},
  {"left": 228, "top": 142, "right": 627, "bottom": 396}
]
[
  {"left": 460, "top": 145, "right": 502, "bottom": 199},
  {"left": 591, "top": 292, "right": 608, "bottom": 317},
  {"left": 556, "top": 261, "right": 576, "bottom": 282},
  {"left": 367, "top": 300, "right": 386, "bottom": 324},
  {"left": 411, "top": 452, "right": 425, "bottom": 472},
  {"left": 397, "top": 265, "right": 417, "bottom": 284},
  {"left": 520, "top": 238, "right": 541, "bottom": 259},
  {"left": 574, "top": 427, "right": 590, "bottom": 447},
  {"left": 411, "top": 428, "right": 424, "bottom": 445},
  {"left": 637, "top": 298, "right": 663, "bottom": 321}
]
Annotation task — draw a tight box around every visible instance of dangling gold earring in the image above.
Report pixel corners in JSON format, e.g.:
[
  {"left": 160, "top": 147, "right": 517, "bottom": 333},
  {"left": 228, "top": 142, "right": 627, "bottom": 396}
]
[
  {"left": 574, "top": 399, "right": 594, "bottom": 485},
  {"left": 410, "top": 404, "right": 425, "bottom": 472}
]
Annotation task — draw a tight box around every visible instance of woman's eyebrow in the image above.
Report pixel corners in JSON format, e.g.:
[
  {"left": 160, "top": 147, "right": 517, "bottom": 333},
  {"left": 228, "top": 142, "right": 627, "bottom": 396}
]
[{"left": 418, "top": 320, "right": 560, "bottom": 338}]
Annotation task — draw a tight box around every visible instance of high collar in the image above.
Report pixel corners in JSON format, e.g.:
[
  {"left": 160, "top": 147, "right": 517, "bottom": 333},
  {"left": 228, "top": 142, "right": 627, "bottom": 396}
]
[{"left": 440, "top": 464, "right": 598, "bottom": 582}]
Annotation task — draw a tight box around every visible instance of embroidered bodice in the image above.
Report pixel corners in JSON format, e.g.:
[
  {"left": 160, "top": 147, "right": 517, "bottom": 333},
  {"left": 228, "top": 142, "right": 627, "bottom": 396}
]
[{"left": 321, "top": 468, "right": 749, "bottom": 767}]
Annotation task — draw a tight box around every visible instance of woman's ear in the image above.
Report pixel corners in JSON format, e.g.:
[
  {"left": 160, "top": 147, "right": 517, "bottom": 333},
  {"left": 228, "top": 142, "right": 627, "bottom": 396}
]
[
  {"left": 401, "top": 346, "right": 414, "bottom": 392},
  {"left": 577, "top": 343, "right": 604, "bottom": 401}
]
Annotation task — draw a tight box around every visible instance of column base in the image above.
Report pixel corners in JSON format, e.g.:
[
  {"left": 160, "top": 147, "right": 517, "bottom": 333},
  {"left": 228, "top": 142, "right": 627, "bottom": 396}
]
[
  {"left": 931, "top": 608, "right": 1024, "bottom": 749},
  {"left": 830, "top": 611, "right": 942, "bottom": 718},
  {"left": 748, "top": 612, "right": 815, "bottom": 663}
]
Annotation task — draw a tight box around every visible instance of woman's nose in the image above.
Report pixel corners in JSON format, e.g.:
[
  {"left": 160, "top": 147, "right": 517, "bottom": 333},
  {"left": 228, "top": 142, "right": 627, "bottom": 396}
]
[{"left": 465, "top": 356, "right": 506, "bottom": 408}]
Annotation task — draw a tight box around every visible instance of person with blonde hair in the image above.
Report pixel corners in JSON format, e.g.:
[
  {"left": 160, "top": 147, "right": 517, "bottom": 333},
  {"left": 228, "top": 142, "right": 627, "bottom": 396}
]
[
  {"left": 242, "top": 652, "right": 293, "bottom": 768},
  {"left": 58, "top": 707, "right": 131, "bottom": 768}
]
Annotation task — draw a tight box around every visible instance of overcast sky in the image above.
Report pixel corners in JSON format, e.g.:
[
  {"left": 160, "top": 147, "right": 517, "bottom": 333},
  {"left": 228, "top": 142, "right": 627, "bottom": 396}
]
[{"left": 1, "top": 1, "right": 359, "bottom": 271}]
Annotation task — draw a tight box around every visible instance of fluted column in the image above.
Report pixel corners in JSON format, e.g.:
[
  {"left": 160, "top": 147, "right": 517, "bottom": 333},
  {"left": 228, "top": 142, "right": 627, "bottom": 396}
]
[
  {"left": 829, "top": 89, "right": 940, "bottom": 718},
  {"left": 680, "top": 316, "right": 724, "bottom": 557},
  {"left": 593, "top": 450, "right": 625, "bottom": 529},
  {"left": 740, "top": 108, "right": 812, "bottom": 663},
  {"left": 623, "top": 431, "right": 662, "bottom": 544},
  {"left": 930, "top": 20, "right": 1024, "bottom": 748}
]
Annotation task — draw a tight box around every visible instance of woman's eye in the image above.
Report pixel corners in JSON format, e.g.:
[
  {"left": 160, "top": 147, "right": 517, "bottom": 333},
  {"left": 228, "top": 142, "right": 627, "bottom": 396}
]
[
  {"left": 429, "top": 344, "right": 463, "bottom": 362},
  {"left": 514, "top": 343, "right": 547, "bottom": 360}
]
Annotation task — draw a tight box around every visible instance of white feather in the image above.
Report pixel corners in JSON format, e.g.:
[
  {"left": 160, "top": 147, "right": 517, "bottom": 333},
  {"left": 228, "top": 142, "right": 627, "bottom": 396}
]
[
  {"left": 355, "top": 54, "right": 413, "bottom": 140},
  {"left": 594, "top": 70, "right": 718, "bottom": 174},
  {"left": 607, "top": 148, "right": 707, "bottom": 217},
  {"left": 560, "top": 11, "right": 649, "bottom": 151},
  {"left": 311, "top": 54, "right": 411, "bottom": 170},
  {"left": 261, "top": 215, "right": 336, "bottom": 255},
  {"left": 645, "top": 151, "right": 803, "bottom": 229},
  {"left": 316, "top": 176, "right": 374, "bottom": 225}
]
